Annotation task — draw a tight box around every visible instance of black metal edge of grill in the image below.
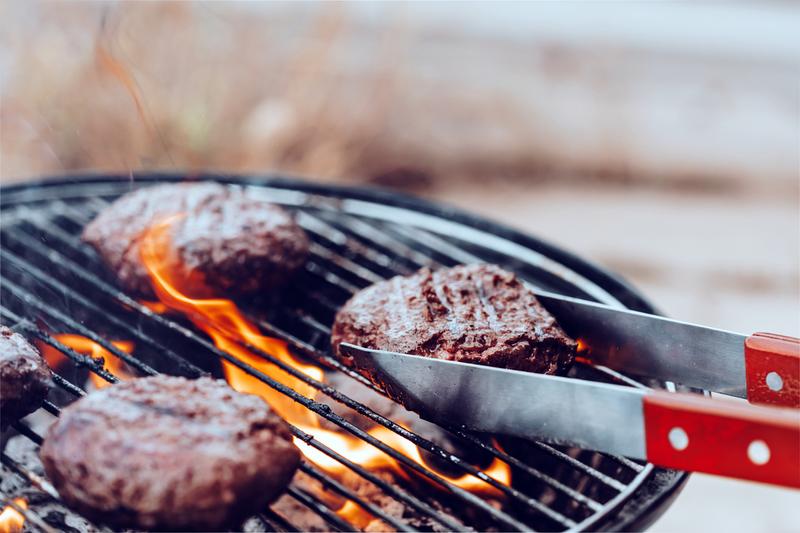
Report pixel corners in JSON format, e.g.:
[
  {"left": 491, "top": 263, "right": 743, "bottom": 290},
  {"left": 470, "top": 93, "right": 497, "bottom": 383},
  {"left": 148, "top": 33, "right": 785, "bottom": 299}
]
[
  {"left": 0, "top": 171, "right": 690, "bottom": 532},
  {"left": 2, "top": 171, "right": 660, "bottom": 316}
]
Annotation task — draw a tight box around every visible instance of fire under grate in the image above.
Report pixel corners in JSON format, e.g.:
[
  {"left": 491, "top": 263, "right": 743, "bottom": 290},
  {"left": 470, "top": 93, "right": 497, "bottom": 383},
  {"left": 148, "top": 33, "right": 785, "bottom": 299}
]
[{"left": 0, "top": 174, "right": 689, "bottom": 532}]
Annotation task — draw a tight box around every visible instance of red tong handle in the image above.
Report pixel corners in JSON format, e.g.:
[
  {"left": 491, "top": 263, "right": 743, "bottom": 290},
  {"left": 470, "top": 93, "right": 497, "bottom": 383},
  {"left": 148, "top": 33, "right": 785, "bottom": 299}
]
[
  {"left": 644, "top": 391, "right": 800, "bottom": 488},
  {"left": 745, "top": 333, "right": 800, "bottom": 408}
]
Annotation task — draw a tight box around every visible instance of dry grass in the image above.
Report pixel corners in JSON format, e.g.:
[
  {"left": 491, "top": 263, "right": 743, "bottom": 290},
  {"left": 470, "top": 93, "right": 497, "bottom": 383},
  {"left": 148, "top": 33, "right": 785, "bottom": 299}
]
[
  {"left": 1, "top": 2, "right": 434, "bottom": 186},
  {"left": 2, "top": 2, "right": 794, "bottom": 199}
]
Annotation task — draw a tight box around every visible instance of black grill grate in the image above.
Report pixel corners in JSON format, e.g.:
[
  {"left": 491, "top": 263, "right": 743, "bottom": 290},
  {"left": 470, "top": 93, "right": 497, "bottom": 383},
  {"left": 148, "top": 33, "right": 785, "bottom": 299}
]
[{"left": 0, "top": 175, "right": 687, "bottom": 532}]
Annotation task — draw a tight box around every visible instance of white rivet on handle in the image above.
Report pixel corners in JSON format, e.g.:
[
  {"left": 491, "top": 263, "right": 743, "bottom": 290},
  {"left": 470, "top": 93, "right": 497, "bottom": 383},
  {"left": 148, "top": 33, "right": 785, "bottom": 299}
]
[
  {"left": 748, "top": 440, "right": 771, "bottom": 465},
  {"left": 668, "top": 427, "right": 689, "bottom": 451},
  {"left": 766, "top": 372, "right": 784, "bottom": 392}
]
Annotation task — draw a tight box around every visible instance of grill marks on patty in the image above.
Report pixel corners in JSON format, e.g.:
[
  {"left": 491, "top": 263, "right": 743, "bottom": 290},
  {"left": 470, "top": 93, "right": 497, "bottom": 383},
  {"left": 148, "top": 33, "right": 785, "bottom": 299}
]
[
  {"left": 40, "top": 376, "right": 301, "bottom": 531},
  {"left": 332, "top": 264, "right": 577, "bottom": 381},
  {"left": 81, "top": 182, "right": 310, "bottom": 298}
]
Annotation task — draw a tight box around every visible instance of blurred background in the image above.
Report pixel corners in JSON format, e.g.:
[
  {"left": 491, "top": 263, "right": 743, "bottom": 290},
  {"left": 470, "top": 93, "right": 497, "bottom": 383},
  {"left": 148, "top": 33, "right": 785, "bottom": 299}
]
[{"left": 1, "top": 1, "right": 798, "bottom": 530}]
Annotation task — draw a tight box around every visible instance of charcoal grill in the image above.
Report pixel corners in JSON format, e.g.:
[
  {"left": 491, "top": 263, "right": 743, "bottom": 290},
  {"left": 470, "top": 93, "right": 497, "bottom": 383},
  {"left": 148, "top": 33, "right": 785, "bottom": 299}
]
[{"left": 0, "top": 173, "right": 689, "bottom": 532}]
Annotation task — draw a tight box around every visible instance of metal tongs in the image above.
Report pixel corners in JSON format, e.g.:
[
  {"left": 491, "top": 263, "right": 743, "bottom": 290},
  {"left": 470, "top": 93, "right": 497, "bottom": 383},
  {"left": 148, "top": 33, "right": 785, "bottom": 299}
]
[{"left": 339, "top": 291, "right": 800, "bottom": 489}]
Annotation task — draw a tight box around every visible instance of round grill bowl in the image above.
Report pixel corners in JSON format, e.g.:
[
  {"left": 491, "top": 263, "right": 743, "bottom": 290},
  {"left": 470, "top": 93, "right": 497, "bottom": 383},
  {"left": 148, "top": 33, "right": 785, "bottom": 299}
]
[{"left": 0, "top": 172, "right": 689, "bottom": 531}]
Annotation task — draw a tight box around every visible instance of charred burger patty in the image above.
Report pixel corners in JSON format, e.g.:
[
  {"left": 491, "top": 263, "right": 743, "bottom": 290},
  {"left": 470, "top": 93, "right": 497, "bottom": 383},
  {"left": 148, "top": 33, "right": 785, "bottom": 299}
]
[
  {"left": 40, "top": 375, "right": 300, "bottom": 531},
  {"left": 0, "top": 326, "right": 51, "bottom": 429},
  {"left": 332, "top": 264, "right": 577, "bottom": 383},
  {"left": 82, "top": 182, "right": 309, "bottom": 298}
]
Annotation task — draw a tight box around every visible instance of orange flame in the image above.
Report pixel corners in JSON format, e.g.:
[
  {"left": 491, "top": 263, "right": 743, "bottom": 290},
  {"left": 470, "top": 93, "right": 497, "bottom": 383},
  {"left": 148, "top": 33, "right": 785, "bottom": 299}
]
[
  {"left": 140, "top": 301, "right": 170, "bottom": 314},
  {"left": 40, "top": 334, "right": 135, "bottom": 388},
  {"left": 337, "top": 500, "right": 372, "bottom": 529},
  {"left": 291, "top": 424, "right": 509, "bottom": 496},
  {"left": 140, "top": 215, "right": 321, "bottom": 426},
  {"left": 0, "top": 498, "right": 27, "bottom": 533},
  {"left": 138, "top": 216, "right": 511, "bottom": 523}
]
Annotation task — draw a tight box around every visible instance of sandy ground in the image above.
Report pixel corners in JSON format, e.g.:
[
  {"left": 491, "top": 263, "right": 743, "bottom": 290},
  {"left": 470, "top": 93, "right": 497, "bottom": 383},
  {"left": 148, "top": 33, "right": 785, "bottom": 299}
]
[{"left": 430, "top": 181, "right": 800, "bottom": 532}]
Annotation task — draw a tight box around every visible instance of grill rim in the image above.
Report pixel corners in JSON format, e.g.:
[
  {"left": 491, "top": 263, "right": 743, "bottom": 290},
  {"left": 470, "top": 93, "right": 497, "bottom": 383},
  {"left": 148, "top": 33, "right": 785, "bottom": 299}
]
[
  {"left": 0, "top": 171, "right": 690, "bottom": 531},
  {"left": 2, "top": 171, "right": 660, "bottom": 315}
]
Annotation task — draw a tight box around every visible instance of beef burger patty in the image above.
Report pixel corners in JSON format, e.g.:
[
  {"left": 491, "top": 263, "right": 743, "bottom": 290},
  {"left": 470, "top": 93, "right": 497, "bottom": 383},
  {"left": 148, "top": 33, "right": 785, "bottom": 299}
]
[
  {"left": 1, "top": 326, "right": 51, "bottom": 429},
  {"left": 332, "top": 264, "right": 577, "bottom": 385},
  {"left": 82, "top": 182, "right": 309, "bottom": 298},
  {"left": 40, "top": 375, "right": 300, "bottom": 530}
]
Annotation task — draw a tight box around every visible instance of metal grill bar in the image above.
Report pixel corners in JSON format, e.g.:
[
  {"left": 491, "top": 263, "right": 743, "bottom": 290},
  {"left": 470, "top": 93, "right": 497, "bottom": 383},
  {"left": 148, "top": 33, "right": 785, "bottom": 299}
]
[
  {"left": 287, "top": 426, "right": 465, "bottom": 531},
  {"left": 309, "top": 211, "right": 443, "bottom": 271},
  {"left": 259, "top": 307, "right": 631, "bottom": 497},
  {"left": 293, "top": 268, "right": 357, "bottom": 308},
  {"left": 1, "top": 278, "right": 146, "bottom": 381},
  {"left": 298, "top": 463, "right": 417, "bottom": 533},
  {"left": 268, "top": 304, "right": 644, "bottom": 486},
  {"left": 0, "top": 234, "right": 510, "bottom": 527},
  {"left": 0, "top": 180, "right": 671, "bottom": 532},
  {"left": 257, "top": 310, "right": 614, "bottom": 506},
  {"left": 2, "top": 317, "right": 462, "bottom": 532},
  {"left": 219, "top": 330, "right": 579, "bottom": 526},
  {"left": 274, "top": 265, "right": 645, "bottom": 483},
  {"left": 253, "top": 318, "right": 379, "bottom": 389},
  {"left": 0, "top": 497, "right": 58, "bottom": 533},
  {"left": 298, "top": 214, "right": 429, "bottom": 273},
  {"left": 40, "top": 399, "right": 62, "bottom": 416},
  {"left": 531, "top": 444, "right": 628, "bottom": 492},
  {"left": 11, "top": 422, "right": 43, "bottom": 446},
  {"left": 2, "top": 217, "right": 578, "bottom": 528},
  {"left": 256, "top": 307, "right": 620, "bottom": 497},
  {"left": 277, "top": 307, "right": 632, "bottom": 497},
  {"left": 260, "top": 508, "right": 300, "bottom": 533},
  {"left": 0, "top": 312, "right": 121, "bottom": 386},
  {"left": 296, "top": 213, "right": 416, "bottom": 277},
  {"left": 305, "top": 260, "right": 364, "bottom": 295},
  {"left": 4, "top": 382, "right": 370, "bottom": 533},
  {"left": 604, "top": 454, "right": 646, "bottom": 474},
  {"left": 22, "top": 412, "right": 254, "bottom": 533},
  {"left": 1, "top": 453, "right": 59, "bottom": 500},
  {"left": 308, "top": 215, "right": 649, "bottom": 474},
  {"left": 13, "top": 208, "right": 593, "bottom": 503},
  {"left": 284, "top": 486, "right": 354, "bottom": 532},
  {"left": 0, "top": 316, "right": 91, "bottom": 401},
  {"left": 1, "top": 455, "right": 69, "bottom": 533},
  {"left": 4, "top": 334, "right": 476, "bottom": 530},
  {"left": 0, "top": 247, "right": 207, "bottom": 378},
  {"left": 4, "top": 205, "right": 614, "bottom": 515},
  {"left": 445, "top": 431, "right": 604, "bottom": 511},
  {"left": 382, "top": 223, "right": 478, "bottom": 265},
  {"left": 1, "top": 236, "right": 539, "bottom": 530}
]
